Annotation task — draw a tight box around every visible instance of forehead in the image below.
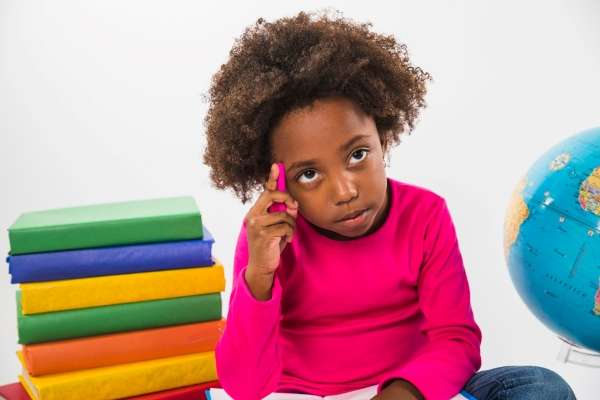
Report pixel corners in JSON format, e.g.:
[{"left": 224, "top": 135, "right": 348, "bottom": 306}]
[{"left": 270, "top": 97, "right": 377, "bottom": 160}]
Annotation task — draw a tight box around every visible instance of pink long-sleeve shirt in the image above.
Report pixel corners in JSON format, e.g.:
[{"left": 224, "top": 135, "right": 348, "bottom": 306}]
[{"left": 216, "top": 178, "right": 482, "bottom": 400}]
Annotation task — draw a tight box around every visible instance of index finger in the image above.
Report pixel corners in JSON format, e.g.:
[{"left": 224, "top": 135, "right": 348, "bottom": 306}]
[
  {"left": 264, "top": 163, "right": 279, "bottom": 192},
  {"left": 254, "top": 189, "right": 298, "bottom": 215}
]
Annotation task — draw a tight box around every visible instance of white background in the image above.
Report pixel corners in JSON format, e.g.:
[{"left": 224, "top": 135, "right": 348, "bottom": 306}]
[{"left": 1, "top": 1, "right": 599, "bottom": 398}]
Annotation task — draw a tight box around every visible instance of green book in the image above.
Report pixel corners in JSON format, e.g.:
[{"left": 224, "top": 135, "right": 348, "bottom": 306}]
[
  {"left": 8, "top": 196, "right": 203, "bottom": 255},
  {"left": 17, "top": 291, "right": 222, "bottom": 344}
]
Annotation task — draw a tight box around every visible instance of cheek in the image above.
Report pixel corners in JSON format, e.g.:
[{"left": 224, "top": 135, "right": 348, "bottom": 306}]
[
  {"left": 363, "top": 158, "right": 387, "bottom": 195},
  {"left": 294, "top": 191, "right": 326, "bottom": 221},
  {"left": 368, "top": 152, "right": 385, "bottom": 171}
]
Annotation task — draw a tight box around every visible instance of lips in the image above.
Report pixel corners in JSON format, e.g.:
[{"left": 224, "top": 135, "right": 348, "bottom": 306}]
[{"left": 336, "top": 209, "right": 367, "bottom": 222}]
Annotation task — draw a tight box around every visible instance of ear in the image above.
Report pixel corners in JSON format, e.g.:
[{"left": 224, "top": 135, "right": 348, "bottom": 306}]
[{"left": 379, "top": 133, "right": 389, "bottom": 154}]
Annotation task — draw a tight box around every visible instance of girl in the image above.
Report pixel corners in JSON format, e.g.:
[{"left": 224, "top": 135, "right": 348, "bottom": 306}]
[{"left": 203, "top": 10, "right": 575, "bottom": 400}]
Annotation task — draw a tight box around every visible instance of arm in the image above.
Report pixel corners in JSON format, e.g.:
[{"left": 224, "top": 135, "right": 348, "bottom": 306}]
[
  {"left": 215, "top": 222, "right": 284, "bottom": 400},
  {"left": 377, "top": 198, "right": 482, "bottom": 400},
  {"left": 372, "top": 379, "right": 424, "bottom": 400}
]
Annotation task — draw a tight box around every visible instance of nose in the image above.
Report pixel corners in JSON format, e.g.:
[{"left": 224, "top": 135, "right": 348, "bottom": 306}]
[{"left": 330, "top": 172, "right": 358, "bottom": 206}]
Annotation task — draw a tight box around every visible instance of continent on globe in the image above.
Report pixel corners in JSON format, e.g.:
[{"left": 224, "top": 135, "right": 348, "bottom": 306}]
[
  {"left": 549, "top": 152, "right": 571, "bottom": 171},
  {"left": 578, "top": 166, "right": 600, "bottom": 216},
  {"left": 503, "top": 177, "right": 529, "bottom": 260},
  {"left": 594, "top": 280, "right": 600, "bottom": 316}
]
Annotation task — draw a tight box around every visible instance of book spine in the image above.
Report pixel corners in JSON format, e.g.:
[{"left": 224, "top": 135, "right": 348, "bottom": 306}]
[
  {"left": 9, "top": 212, "right": 203, "bottom": 255},
  {"left": 127, "top": 381, "right": 221, "bottom": 400},
  {"left": 23, "top": 320, "right": 226, "bottom": 376},
  {"left": 0, "top": 382, "right": 29, "bottom": 399},
  {"left": 17, "top": 292, "right": 222, "bottom": 344},
  {"left": 9, "top": 238, "right": 214, "bottom": 283},
  {"left": 20, "top": 265, "right": 225, "bottom": 315},
  {"left": 20, "top": 351, "right": 217, "bottom": 400}
]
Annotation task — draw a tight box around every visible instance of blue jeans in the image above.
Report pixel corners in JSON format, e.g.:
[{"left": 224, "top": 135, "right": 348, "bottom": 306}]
[{"left": 462, "top": 366, "right": 576, "bottom": 400}]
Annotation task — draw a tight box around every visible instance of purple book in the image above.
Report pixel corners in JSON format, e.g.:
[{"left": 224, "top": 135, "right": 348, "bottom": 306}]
[{"left": 7, "top": 227, "right": 214, "bottom": 283}]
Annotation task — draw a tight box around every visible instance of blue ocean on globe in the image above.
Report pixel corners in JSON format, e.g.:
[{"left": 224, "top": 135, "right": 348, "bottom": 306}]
[{"left": 504, "top": 127, "right": 600, "bottom": 353}]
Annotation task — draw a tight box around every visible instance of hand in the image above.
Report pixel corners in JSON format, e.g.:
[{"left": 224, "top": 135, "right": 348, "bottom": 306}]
[
  {"left": 370, "top": 380, "right": 424, "bottom": 400},
  {"left": 244, "top": 163, "right": 298, "bottom": 300}
]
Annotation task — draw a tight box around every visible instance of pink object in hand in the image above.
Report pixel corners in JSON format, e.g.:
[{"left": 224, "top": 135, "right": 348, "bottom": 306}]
[{"left": 268, "top": 163, "right": 287, "bottom": 213}]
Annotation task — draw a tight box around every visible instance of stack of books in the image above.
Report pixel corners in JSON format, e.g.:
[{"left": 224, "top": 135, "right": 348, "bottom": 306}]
[{"left": 2, "top": 196, "right": 225, "bottom": 400}]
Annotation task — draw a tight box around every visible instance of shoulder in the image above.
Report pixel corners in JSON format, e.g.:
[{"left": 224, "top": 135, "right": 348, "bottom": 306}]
[
  {"left": 387, "top": 179, "right": 457, "bottom": 249},
  {"left": 388, "top": 177, "right": 446, "bottom": 214}
]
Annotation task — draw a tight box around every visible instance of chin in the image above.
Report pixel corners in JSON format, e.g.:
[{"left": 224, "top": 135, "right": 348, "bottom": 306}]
[
  {"left": 327, "top": 218, "right": 375, "bottom": 239},
  {"left": 304, "top": 209, "right": 376, "bottom": 240},
  {"left": 336, "top": 226, "right": 371, "bottom": 238}
]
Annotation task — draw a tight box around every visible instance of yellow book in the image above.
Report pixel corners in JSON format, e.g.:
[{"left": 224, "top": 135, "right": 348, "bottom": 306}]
[
  {"left": 17, "top": 350, "right": 216, "bottom": 400},
  {"left": 20, "top": 262, "right": 225, "bottom": 314}
]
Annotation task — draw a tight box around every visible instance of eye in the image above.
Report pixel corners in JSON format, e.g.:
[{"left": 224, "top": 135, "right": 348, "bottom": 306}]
[
  {"left": 297, "top": 169, "right": 319, "bottom": 184},
  {"left": 349, "top": 148, "right": 369, "bottom": 165}
]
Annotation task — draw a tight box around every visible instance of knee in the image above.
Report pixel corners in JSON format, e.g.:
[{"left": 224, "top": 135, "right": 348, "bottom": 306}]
[
  {"left": 526, "top": 366, "right": 575, "bottom": 399},
  {"left": 463, "top": 366, "right": 576, "bottom": 400}
]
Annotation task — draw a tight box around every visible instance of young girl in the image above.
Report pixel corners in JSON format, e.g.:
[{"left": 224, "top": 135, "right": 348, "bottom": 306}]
[{"left": 203, "top": 11, "right": 576, "bottom": 400}]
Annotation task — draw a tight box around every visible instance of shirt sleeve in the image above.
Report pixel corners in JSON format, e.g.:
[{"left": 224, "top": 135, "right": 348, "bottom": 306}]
[
  {"left": 377, "top": 198, "right": 482, "bottom": 400},
  {"left": 215, "top": 222, "right": 284, "bottom": 400}
]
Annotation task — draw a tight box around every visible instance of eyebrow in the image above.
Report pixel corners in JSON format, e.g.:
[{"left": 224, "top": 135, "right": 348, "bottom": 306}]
[
  {"left": 339, "top": 134, "right": 370, "bottom": 153},
  {"left": 287, "top": 134, "right": 371, "bottom": 173}
]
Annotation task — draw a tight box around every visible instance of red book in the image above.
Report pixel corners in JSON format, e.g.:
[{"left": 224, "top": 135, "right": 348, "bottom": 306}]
[
  {"left": 126, "top": 381, "right": 221, "bottom": 400},
  {"left": 0, "top": 383, "right": 30, "bottom": 400}
]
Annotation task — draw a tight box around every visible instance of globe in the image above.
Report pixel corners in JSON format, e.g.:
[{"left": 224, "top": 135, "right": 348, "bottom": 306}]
[{"left": 504, "top": 127, "right": 600, "bottom": 353}]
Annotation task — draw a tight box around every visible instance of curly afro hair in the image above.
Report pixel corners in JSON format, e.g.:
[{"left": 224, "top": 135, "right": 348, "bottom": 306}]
[{"left": 203, "top": 9, "right": 431, "bottom": 203}]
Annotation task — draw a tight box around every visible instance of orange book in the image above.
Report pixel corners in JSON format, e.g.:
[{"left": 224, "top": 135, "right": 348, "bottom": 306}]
[{"left": 22, "top": 319, "right": 225, "bottom": 376}]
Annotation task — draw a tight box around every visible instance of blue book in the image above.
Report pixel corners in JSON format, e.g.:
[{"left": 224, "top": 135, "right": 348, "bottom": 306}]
[{"left": 7, "top": 227, "right": 214, "bottom": 283}]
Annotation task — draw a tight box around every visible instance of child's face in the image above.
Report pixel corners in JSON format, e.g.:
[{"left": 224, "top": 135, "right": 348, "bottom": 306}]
[{"left": 270, "top": 96, "right": 389, "bottom": 239}]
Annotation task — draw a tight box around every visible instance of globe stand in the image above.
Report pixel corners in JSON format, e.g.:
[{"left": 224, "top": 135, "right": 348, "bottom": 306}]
[{"left": 556, "top": 337, "right": 600, "bottom": 368}]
